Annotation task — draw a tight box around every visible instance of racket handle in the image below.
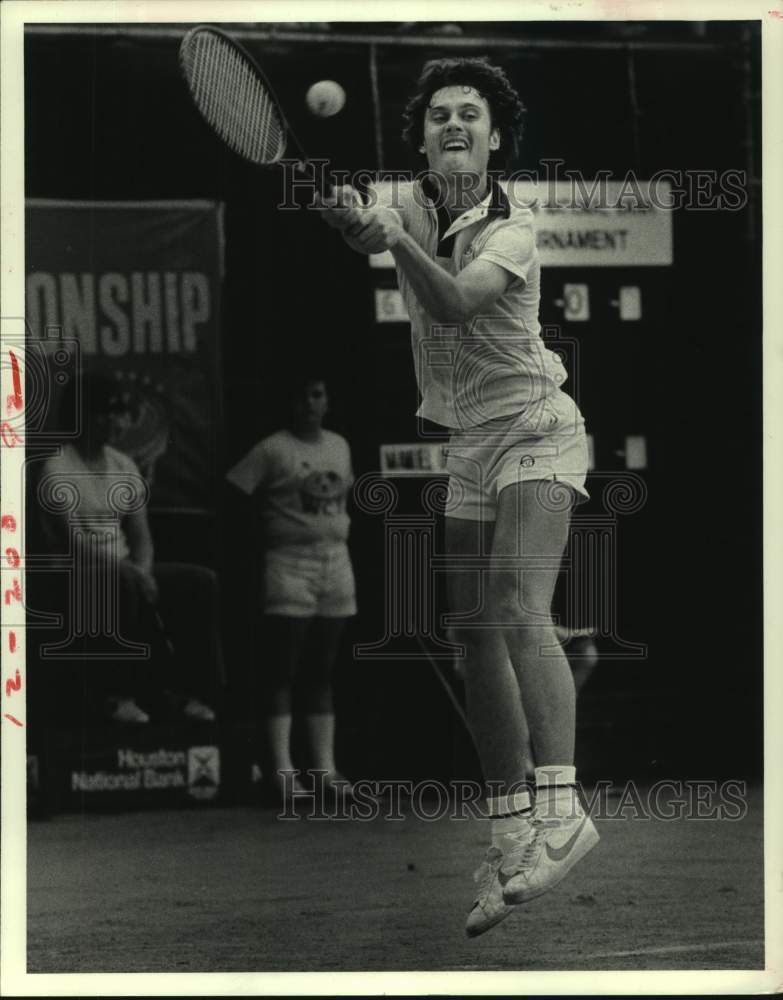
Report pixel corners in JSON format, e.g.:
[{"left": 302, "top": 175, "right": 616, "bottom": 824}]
[{"left": 298, "top": 159, "right": 327, "bottom": 198}]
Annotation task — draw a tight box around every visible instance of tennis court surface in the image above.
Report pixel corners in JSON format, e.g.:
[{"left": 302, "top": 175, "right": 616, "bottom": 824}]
[{"left": 27, "top": 783, "right": 764, "bottom": 973}]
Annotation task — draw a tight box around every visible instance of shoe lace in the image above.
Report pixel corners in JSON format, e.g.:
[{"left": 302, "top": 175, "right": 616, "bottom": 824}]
[
  {"left": 507, "top": 816, "right": 560, "bottom": 872},
  {"left": 473, "top": 846, "right": 503, "bottom": 897}
]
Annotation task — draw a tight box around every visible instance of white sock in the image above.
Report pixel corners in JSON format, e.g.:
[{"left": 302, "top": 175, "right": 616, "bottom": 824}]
[
  {"left": 265, "top": 713, "right": 295, "bottom": 774},
  {"left": 487, "top": 790, "right": 533, "bottom": 848},
  {"left": 535, "top": 764, "right": 582, "bottom": 820},
  {"left": 305, "top": 712, "right": 337, "bottom": 774}
]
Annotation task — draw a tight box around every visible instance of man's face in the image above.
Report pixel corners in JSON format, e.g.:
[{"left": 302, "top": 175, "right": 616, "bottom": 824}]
[
  {"left": 422, "top": 85, "right": 499, "bottom": 182},
  {"left": 293, "top": 380, "right": 328, "bottom": 428}
]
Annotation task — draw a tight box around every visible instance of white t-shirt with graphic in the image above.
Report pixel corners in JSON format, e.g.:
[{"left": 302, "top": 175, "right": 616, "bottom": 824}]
[{"left": 226, "top": 429, "right": 353, "bottom": 549}]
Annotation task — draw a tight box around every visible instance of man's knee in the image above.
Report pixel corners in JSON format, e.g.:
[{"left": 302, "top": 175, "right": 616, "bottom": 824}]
[
  {"left": 486, "top": 573, "right": 551, "bottom": 628},
  {"left": 449, "top": 618, "right": 505, "bottom": 666}
]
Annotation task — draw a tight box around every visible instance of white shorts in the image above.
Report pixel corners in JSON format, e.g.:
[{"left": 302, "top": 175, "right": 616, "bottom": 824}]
[
  {"left": 443, "top": 391, "right": 590, "bottom": 522},
  {"left": 264, "top": 543, "right": 357, "bottom": 618}
]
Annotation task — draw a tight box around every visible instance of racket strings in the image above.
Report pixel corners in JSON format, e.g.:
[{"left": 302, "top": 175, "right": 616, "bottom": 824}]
[{"left": 183, "top": 31, "right": 285, "bottom": 164}]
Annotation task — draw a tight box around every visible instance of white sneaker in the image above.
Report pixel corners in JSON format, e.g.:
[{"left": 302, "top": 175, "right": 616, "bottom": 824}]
[
  {"left": 465, "top": 845, "right": 516, "bottom": 938},
  {"left": 500, "top": 811, "right": 599, "bottom": 904},
  {"left": 107, "top": 698, "right": 150, "bottom": 725}
]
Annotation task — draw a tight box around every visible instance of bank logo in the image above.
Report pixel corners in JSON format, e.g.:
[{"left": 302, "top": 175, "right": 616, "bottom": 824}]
[{"left": 187, "top": 745, "right": 220, "bottom": 801}]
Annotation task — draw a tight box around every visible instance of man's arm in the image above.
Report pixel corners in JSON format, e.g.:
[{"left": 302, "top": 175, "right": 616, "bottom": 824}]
[
  {"left": 347, "top": 216, "right": 514, "bottom": 323},
  {"left": 124, "top": 506, "right": 159, "bottom": 603},
  {"left": 390, "top": 233, "right": 513, "bottom": 323},
  {"left": 315, "top": 188, "right": 402, "bottom": 256},
  {"left": 124, "top": 507, "right": 155, "bottom": 576},
  {"left": 318, "top": 187, "right": 514, "bottom": 323},
  {"left": 226, "top": 441, "right": 268, "bottom": 497}
]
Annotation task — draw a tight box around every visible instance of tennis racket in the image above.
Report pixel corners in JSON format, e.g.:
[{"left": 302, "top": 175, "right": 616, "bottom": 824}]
[{"left": 179, "top": 24, "right": 325, "bottom": 191}]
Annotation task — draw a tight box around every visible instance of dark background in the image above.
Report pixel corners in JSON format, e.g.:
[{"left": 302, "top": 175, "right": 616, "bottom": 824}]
[{"left": 24, "top": 21, "right": 763, "bottom": 782}]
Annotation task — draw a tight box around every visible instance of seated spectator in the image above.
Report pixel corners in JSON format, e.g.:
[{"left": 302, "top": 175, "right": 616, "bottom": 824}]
[{"left": 37, "top": 370, "right": 221, "bottom": 725}]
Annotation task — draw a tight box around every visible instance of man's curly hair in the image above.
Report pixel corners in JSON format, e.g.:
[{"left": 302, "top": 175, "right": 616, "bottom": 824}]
[{"left": 402, "top": 57, "right": 526, "bottom": 167}]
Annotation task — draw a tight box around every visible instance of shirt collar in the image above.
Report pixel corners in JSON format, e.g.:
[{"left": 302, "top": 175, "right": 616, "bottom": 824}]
[{"left": 420, "top": 175, "right": 511, "bottom": 242}]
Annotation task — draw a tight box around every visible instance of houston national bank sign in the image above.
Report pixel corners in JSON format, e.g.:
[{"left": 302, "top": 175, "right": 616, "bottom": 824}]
[{"left": 71, "top": 745, "right": 220, "bottom": 801}]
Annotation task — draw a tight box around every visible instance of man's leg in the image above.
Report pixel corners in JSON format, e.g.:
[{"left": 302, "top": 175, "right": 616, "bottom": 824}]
[
  {"left": 445, "top": 515, "right": 534, "bottom": 937},
  {"left": 298, "top": 615, "right": 347, "bottom": 781},
  {"left": 446, "top": 516, "right": 531, "bottom": 787},
  {"left": 105, "top": 560, "right": 152, "bottom": 724},
  {"left": 258, "top": 613, "right": 312, "bottom": 793},
  {"left": 154, "top": 562, "right": 223, "bottom": 720},
  {"left": 489, "top": 481, "right": 575, "bottom": 764},
  {"left": 489, "top": 481, "right": 599, "bottom": 904},
  {"left": 155, "top": 563, "right": 226, "bottom": 693}
]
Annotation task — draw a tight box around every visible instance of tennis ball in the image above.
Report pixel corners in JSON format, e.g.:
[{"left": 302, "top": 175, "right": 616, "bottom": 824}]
[{"left": 306, "top": 80, "right": 346, "bottom": 117}]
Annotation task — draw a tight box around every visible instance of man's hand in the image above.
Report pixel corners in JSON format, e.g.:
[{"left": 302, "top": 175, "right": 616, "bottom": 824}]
[
  {"left": 316, "top": 185, "right": 402, "bottom": 255},
  {"left": 342, "top": 206, "right": 403, "bottom": 255},
  {"left": 315, "top": 184, "right": 363, "bottom": 230}
]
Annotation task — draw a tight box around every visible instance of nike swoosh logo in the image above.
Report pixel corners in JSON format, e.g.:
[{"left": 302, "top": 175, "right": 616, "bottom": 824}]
[{"left": 545, "top": 816, "right": 588, "bottom": 863}]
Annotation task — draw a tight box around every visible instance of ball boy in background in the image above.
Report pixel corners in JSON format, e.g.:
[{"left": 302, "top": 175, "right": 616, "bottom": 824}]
[{"left": 227, "top": 375, "right": 356, "bottom": 802}]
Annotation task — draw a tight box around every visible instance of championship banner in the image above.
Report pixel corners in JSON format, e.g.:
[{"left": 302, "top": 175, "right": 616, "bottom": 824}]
[{"left": 25, "top": 200, "right": 225, "bottom": 511}]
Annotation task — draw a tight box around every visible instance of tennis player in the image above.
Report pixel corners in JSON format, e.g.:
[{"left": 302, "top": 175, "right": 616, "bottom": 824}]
[{"left": 318, "top": 57, "right": 598, "bottom": 936}]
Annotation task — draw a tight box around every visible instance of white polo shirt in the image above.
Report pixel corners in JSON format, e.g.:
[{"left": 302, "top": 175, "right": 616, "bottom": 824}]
[{"left": 373, "top": 177, "right": 568, "bottom": 430}]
